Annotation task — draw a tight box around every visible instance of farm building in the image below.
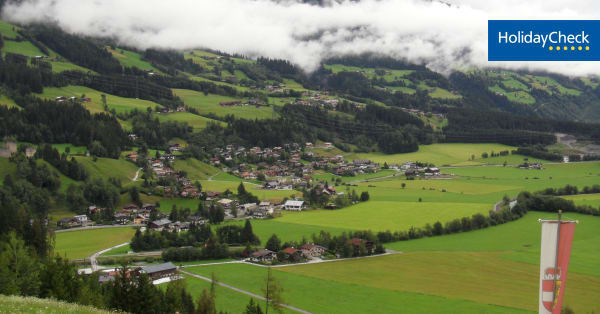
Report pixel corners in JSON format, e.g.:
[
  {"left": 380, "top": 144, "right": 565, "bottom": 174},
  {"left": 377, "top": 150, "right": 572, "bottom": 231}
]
[
  {"left": 251, "top": 249, "right": 276, "bottom": 263},
  {"left": 301, "top": 243, "right": 326, "bottom": 257},
  {"left": 141, "top": 262, "right": 177, "bottom": 280},
  {"left": 149, "top": 218, "right": 172, "bottom": 231},
  {"left": 283, "top": 200, "right": 305, "bottom": 211}
]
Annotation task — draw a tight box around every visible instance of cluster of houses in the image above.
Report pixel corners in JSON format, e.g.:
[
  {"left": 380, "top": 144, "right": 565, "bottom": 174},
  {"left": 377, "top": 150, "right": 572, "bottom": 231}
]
[
  {"left": 97, "top": 262, "right": 178, "bottom": 285},
  {"left": 401, "top": 162, "right": 441, "bottom": 177},
  {"left": 249, "top": 242, "right": 327, "bottom": 263},
  {"left": 0, "top": 140, "right": 36, "bottom": 158},
  {"left": 54, "top": 95, "right": 92, "bottom": 103},
  {"left": 157, "top": 106, "right": 186, "bottom": 114},
  {"left": 398, "top": 107, "right": 445, "bottom": 119},
  {"left": 208, "top": 143, "right": 384, "bottom": 188},
  {"left": 127, "top": 148, "right": 204, "bottom": 199},
  {"left": 518, "top": 162, "right": 544, "bottom": 170},
  {"left": 56, "top": 214, "right": 92, "bottom": 229},
  {"left": 219, "top": 98, "right": 264, "bottom": 107}
]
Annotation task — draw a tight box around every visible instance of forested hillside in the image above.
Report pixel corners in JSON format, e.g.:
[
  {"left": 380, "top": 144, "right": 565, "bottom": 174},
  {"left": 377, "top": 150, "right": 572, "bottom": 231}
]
[{"left": 0, "top": 20, "right": 599, "bottom": 158}]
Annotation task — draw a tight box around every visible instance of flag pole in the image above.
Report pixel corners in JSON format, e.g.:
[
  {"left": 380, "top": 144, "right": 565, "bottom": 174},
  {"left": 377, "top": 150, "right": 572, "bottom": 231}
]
[{"left": 553, "top": 209, "right": 562, "bottom": 308}]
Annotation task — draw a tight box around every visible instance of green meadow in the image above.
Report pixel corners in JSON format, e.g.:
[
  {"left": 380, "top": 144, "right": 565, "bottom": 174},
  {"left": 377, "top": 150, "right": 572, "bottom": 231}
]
[
  {"left": 0, "top": 20, "right": 20, "bottom": 38},
  {"left": 154, "top": 112, "right": 225, "bottom": 131},
  {"left": 54, "top": 227, "right": 137, "bottom": 259},
  {"left": 231, "top": 161, "right": 600, "bottom": 247},
  {"left": 0, "top": 92, "right": 18, "bottom": 109},
  {"left": 562, "top": 193, "right": 600, "bottom": 207},
  {"left": 184, "top": 263, "right": 528, "bottom": 314},
  {"left": 173, "top": 158, "right": 221, "bottom": 181},
  {"left": 0, "top": 295, "right": 111, "bottom": 314},
  {"left": 185, "top": 211, "right": 600, "bottom": 314},
  {"left": 276, "top": 201, "right": 489, "bottom": 232},
  {"left": 346, "top": 143, "right": 524, "bottom": 166},
  {"left": 73, "top": 156, "right": 140, "bottom": 183},
  {"left": 37, "top": 85, "right": 161, "bottom": 114},
  {"left": 173, "top": 89, "right": 276, "bottom": 120},
  {"left": 107, "top": 47, "right": 159, "bottom": 72},
  {"left": 2, "top": 40, "right": 44, "bottom": 57}
]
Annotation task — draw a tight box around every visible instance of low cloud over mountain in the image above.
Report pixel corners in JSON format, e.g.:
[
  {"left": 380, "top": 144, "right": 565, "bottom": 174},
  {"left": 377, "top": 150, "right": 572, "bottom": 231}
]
[{"left": 4, "top": 0, "right": 600, "bottom": 75}]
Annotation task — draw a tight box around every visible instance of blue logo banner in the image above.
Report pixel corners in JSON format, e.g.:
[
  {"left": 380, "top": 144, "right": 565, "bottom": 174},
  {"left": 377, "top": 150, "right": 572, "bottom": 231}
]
[{"left": 488, "top": 20, "right": 599, "bottom": 61}]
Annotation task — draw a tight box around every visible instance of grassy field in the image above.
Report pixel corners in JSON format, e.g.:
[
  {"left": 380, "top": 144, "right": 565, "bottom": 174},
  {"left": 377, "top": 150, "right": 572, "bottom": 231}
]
[
  {"left": 36, "top": 85, "right": 161, "bottom": 114},
  {"left": 2, "top": 40, "right": 44, "bottom": 57},
  {"left": 54, "top": 227, "right": 137, "bottom": 259},
  {"left": 0, "top": 20, "right": 20, "bottom": 38},
  {"left": 173, "top": 158, "right": 220, "bottom": 180},
  {"left": 185, "top": 211, "right": 600, "bottom": 313},
  {"left": 173, "top": 89, "right": 276, "bottom": 120},
  {"left": 0, "top": 295, "right": 110, "bottom": 314},
  {"left": 73, "top": 156, "right": 139, "bottom": 183},
  {"left": 0, "top": 157, "right": 16, "bottom": 180},
  {"left": 0, "top": 92, "right": 18, "bottom": 108},
  {"left": 185, "top": 263, "right": 527, "bottom": 314},
  {"left": 154, "top": 112, "right": 225, "bottom": 131},
  {"left": 562, "top": 193, "right": 600, "bottom": 207},
  {"left": 50, "top": 143, "right": 88, "bottom": 155},
  {"left": 275, "top": 201, "right": 489, "bottom": 232},
  {"left": 107, "top": 47, "right": 159, "bottom": 71},
  {"left": 346, "top": 143, "right": 533, "bottom": 166},
  {"left": 233, "top": 161, "right": 600, "bottom": 246}
]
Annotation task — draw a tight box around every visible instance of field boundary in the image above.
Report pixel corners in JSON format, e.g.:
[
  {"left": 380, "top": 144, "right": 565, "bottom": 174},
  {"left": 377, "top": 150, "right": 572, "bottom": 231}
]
[{"left": 180, "top": 270, "right": 312, "bottom": 314}]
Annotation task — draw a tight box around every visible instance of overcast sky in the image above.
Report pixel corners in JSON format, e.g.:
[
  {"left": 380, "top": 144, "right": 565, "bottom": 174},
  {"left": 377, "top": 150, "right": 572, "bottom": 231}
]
[{"left": 4, "top": 0, "right": 600, "bottom": 76}]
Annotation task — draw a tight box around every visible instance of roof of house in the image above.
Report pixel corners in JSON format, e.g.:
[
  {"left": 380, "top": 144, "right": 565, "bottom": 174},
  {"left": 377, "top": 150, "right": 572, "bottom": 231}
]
[
  {"left": 284, "top": 200, "right": 304, "bottom": 207},
  {"left": 301, "top": 243, "right": 325, "bottom": 250},
  {"left": 259, "top": 201, "right": 271, "bottom": 206},
  {"left": 151, "top": 218, "right": 171, "bottom": 227},
  {"left": 252, "top": 249, "right": 274, "bottom": 257},
  {"left": 282, "top": 247, "right": 298, "bottom": 254},
  {"left": 349, "top": 238, "right": 363, "bottom": 246},
  {"left": 142, "top": 262, "right": 176, "bottom": 274}
]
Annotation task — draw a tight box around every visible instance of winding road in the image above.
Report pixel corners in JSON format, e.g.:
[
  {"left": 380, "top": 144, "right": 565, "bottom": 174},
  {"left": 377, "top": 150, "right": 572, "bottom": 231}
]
[
  {"left": 90, "top": 242, "right": 130, "bottom": 271},
  {"left": 132, "top": 167, "right": 143, "bottom": 181}
]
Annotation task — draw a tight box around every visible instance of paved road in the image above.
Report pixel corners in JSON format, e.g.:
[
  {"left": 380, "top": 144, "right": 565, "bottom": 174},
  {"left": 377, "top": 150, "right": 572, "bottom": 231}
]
[
  {"left": 90, "top": 242, "right": 129, "bottom": 271},
  {"left": 55, "top": 224, "right": 143, "bottom": 233},
  {"left": 132, "top": 167, "right": 143, "bottom": 181},
  {"left": 180, "top": 270, "right": 312, "bottom": 314}
]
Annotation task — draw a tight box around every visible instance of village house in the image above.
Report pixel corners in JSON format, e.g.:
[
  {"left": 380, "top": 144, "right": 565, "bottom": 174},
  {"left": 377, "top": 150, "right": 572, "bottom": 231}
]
[
  {"left": 283, "top": 200, "right": 305, "bottom": 211},
  {"left": 281, "top": 247, "right": 301, "bottom": 261},
  {"left": 56, "top": 217, "right": 79, "bottom": 228},
  {"left": 149, "top": 218, "right": 172, "bottom": 231},
  {"left": 250, "top": 249, "right": 276, "bottom": 263},
  {"left": 217, "top": 198, "right": 235, "bottom": 209},
  {"left": 300, "top": 243, "right": 327, "bottom": 257}
]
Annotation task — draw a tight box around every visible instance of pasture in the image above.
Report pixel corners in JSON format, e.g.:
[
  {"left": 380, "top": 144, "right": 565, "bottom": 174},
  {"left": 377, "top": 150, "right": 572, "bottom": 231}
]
[
  {"left": 230, "top": 161, "right": 600, "bottom": 246},
  {"left": 107, "top": 47, "right": 159, "bottom": 72},
  {"left": 184, "top": 263, "right": 526, "bottom": 314},
  {"left": 154, "top": 112, "right": 225, "bottom": 131},
  {"left": 73, "top": 156, "right": 140, "bottom": 183},
  {"left": 173, "top": 158, "right": 220, "bottom": 181},
  {"left": 173, "top": 89, "right": 276, "bottom": 120},
  {"left": 54, "top": 227, "right": 137, "bottom": 259},
  {"left": 185, "top": 211, "right": 600, "bottom": 313},
  {"left": 0, "top": 92, "right": 18, "bottom": 108},
  {"left": 562, "top": 193, "right": 600, "bottom": 207},
  {"left": 275, "top": 201, "right": 489, "bottom": 232},
  {"left": 36, "top": 85, "right": 161, "bottom": 114},
  {"left": 345, "top": 143, "right": 524, "bottom": 166},
  {"left": 2, "top": 40, "right": 44, "bottom": 57}
]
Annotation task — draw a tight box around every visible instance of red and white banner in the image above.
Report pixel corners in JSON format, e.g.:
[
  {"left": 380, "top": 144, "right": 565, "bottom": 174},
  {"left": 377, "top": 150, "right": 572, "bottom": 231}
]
[{"left": 539, "top": 220, "right": 576, "bottom": 314}]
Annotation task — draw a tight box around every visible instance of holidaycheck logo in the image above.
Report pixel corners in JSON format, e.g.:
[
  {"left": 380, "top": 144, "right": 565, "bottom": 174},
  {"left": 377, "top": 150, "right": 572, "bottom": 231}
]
[{"left": 489, "top": 20, "right": 599, "bottom": 61}]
